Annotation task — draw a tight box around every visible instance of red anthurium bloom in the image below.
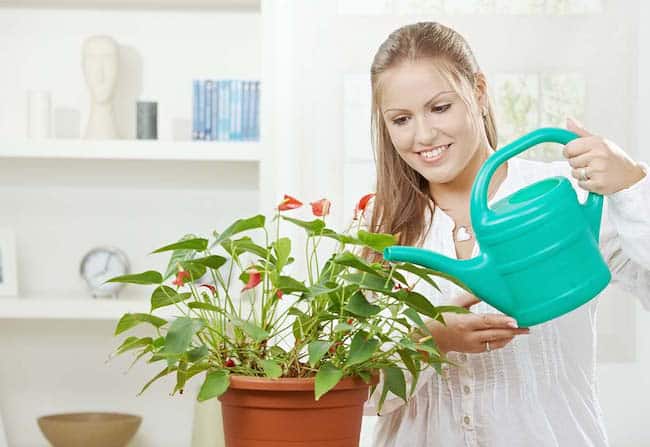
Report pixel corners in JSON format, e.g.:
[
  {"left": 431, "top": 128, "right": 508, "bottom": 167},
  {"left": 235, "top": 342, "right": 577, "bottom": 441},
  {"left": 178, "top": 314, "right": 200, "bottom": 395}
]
[
  {"left": 310, "top": 198, "right": 331, "bottom": 217},
  {"left": 347, "top": 318, "right": 354, "bottom": 325},
  {"left": 172, "top": 270, "right": 191, "bottom": 287},
  {"left": 200, "top": 284, "right": 216, "bottom": 295},
  {"left": 277, "top": 194, "right": 303, "bottom": 211},
  {"left": 276, "top": 289, "right": 284, "bottom": 299},
  {"left": 242, "top": 268, "right": 262, "bottom": 291},
  {"left": 225, "top": 359, "right": 235, "bottom": 368},
  {"left": 357, "top": 193, "right": 375, "bottom": 212}
]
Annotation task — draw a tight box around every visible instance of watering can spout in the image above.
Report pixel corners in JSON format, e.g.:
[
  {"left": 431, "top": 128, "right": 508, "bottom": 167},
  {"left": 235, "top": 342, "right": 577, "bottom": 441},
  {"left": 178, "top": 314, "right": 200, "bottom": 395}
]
[
  {"left": 383, "top": 246, "right": 514, "bottom": 314},
  {"left": 582, "top": 192, "right": 604, "bottom": 244}
]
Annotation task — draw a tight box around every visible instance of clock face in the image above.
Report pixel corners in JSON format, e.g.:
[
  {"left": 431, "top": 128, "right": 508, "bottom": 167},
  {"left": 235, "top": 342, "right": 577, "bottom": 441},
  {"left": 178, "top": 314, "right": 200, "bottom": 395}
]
[{"left": 80, "top": 247, "right": 130, "bottom": 297}]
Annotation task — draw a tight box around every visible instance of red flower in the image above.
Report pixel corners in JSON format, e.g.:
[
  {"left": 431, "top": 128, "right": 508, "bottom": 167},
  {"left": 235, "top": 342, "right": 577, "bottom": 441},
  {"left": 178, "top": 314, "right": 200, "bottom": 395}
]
[
  {"left": 225, "top": 359, "right": 235, "bottom": 368},
  {"left": 357, "top": 193, "right": 375, "bottom": 212},
  {"left": 347, "top": 318, "right": 354, "bottom": 325},
  {"left": 200, "top": 284, "right": 216, "bottom": 294},
  {"left": 310, "top": 198, "right": 331, "bottom": 217},
  {"left": 242, "top": 268, "right": 262, "bottom": 291},
  {"left": 172, "top": 270, "right": 191, "bottom": 287},
  {"left": 277, "top": 194, "right": 303, "bottom": 211},
  {"left": 276, "top": 289, "right": 284, "bottom": 299}
]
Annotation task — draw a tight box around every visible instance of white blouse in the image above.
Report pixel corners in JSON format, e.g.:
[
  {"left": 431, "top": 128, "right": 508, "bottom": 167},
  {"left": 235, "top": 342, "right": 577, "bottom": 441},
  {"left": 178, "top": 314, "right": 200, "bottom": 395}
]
[{"left": 363, "top": 156, "right": 650, "bottom": 447}]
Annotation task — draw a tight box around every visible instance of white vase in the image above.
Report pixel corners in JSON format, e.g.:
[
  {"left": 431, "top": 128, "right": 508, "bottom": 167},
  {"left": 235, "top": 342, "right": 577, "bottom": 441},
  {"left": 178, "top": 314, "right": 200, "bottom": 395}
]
[{"left": 191, "top": 399, "right": 225, "bottom": 447}]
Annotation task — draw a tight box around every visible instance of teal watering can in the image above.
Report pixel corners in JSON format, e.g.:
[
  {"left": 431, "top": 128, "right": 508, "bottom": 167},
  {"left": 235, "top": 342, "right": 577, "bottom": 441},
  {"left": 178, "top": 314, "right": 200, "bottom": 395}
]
[{"left": 383, "top": 128, "right": 611, "bottom": 327}]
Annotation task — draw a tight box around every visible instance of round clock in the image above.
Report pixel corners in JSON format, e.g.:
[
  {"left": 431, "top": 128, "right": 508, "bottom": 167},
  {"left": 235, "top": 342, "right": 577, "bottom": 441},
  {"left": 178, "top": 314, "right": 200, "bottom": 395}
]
[{"left": 79, "top": 246, "right": 130, "bottom": 298}]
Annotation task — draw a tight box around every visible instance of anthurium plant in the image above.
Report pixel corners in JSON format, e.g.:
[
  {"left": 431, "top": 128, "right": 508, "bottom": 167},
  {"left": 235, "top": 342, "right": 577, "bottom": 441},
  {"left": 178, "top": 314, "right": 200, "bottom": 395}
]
[{"left": 109, "top": 194, "right": 466, "bottom": 412}]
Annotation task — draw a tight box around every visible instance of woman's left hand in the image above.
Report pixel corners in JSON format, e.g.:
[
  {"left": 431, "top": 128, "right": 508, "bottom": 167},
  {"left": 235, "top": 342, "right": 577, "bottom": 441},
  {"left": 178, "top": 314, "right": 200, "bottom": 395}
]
[{"left": 563, "top": 117, "right": 646, "bottom": 195}]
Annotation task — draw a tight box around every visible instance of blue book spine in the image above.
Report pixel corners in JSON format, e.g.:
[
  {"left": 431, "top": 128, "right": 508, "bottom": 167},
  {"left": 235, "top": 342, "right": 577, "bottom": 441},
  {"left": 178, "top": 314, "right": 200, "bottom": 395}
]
[
  {"left": 225, "top": 80, "right": 232, "bottom": 141},
  {"left": 211, "top": 79, "right": 219, "bottom": 141},
  {"left": 229, "top": 80, "right": 236, "bottom": 141},
  {"left": 192, "top": 80, "right": 201, "bottom": 140},
  {"left": 197, "top": 80, "right": 205, "bottom": 140},
  {"left": 241, "top": 81, "right": 250, "bottom": 141},
  {"left": 252, "top": 81, "right": 260, "bottom": 141},
  {"left": 218, "top": 80, "right": 228, "bottom": 141},
  {"left": 205, "top": 80, "right": 213, "bottom": 141},
  {"left": 234, "top": 80, "right": 243, "bottom": 141}
]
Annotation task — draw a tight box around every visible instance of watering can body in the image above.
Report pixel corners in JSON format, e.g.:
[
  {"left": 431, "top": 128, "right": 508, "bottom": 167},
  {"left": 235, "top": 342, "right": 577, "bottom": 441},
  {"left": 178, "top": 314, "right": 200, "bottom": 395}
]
[{"left": 383, "top": 128, "right": 611, "bottom": 327}]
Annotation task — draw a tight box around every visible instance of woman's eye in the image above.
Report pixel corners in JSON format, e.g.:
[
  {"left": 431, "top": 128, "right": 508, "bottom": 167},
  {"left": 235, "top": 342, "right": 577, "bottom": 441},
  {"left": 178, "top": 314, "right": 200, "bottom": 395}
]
[
  {"left": 392, "top": 116, "right": 409, "bottom": 126},
  {"left": 432, "top": 104, "right": 451, "bottom": 113}
]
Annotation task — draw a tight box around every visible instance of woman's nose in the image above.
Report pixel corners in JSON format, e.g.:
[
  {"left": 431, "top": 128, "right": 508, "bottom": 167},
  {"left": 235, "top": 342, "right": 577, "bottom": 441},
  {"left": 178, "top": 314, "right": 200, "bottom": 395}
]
[{"left": 415, "top": 116, "right": 437, "bottom": 146}]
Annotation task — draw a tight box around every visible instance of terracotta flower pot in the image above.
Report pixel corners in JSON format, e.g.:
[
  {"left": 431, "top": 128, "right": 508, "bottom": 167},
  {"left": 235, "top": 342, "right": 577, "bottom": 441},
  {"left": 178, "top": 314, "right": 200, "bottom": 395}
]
[{"left": 218, "top": 374, "right": 378, "bottom": 447}]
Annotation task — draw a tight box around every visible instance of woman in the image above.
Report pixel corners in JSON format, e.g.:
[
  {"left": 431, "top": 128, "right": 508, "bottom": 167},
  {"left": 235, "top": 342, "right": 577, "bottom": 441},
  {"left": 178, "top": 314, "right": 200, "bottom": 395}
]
[{"left": 361, "top": 22, "right": 650, "bottom": 446}]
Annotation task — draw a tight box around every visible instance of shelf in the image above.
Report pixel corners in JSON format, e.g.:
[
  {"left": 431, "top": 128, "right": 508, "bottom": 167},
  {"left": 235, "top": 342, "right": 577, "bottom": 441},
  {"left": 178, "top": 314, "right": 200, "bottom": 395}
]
[
  {"left": 0, "top": 0, "right": 259, "bottom": 10},
  {"left": 0, "top": 139, "right": 261, "bottom": 162},
  {"left": 0, "top": 297, "right": 180, "bottom": 320}
]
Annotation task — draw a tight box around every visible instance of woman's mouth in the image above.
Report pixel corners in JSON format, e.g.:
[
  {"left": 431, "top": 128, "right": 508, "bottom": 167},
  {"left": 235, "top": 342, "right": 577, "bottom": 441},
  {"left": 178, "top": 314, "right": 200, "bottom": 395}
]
[{"left": 418, "top": 144, "right": 451, "bottom": 164}]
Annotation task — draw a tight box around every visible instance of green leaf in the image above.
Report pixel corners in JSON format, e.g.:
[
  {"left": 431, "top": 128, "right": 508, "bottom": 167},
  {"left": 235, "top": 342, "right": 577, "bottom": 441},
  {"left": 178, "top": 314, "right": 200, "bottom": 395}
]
[
  {"left": 308, "top": 341, "right": 332, "bottom": 368},
  {"left": 221, "top": 237, "right": 275, "bottom": 263},
  {"left": 212, "top": 215, "right": 266, "bottom": 246},
  {"left": 345, "top": 331, "right": 379, "bottom": 367},
  {"left": 165, "top": 317, "right": 205, "bottom": 355},
  {"left": 198, "top": 370, "right": 230, "bottom": 401},
  {"left": 333, "top": 251, "right": 386, "bottom": 277},
  {"left": 345, "top": 291, "right": 381, "bottom": 317},
  {"left": 188, "top": 255, "right": 227, "bottom": 270},
  {"left": 152, "top": 238, "right": 208, "bottom": 254},
  {"left": 115, "top": 313, "right": 167, "bottom": 335},
  {"left": 275, "top": 276, "right": 309, "bottom": 294},
  {"left": 187, "top": 345, "right": 209, "bottom": 363},
  {"left": 394, "top": 263, "right": 441, "bottom": 291},
  {"left": 116, "top": 336, "right": 153, "bottom": 355},
  {"left": 151, "top": 286, "right": 192, "bottom": 311},
  {"left": 402, "top": 308, "right": 428, "bottom": 333},
  {"left": 314, "top": 362, "right": 343, "bottom": 400},
  {"left": 177, "top": 261, "right": 207, "bottom": 282},
  {"left": 395, "top": 289, "right": 439, "bottom": 320},
  {"left": 162, "top": 234, "right": 199, "bottom": 280},
  {"left": 343, "top": 273, "right": 394, "bottom": 293},
  {"left": 188, "top": 302, "right": 223, "bottom": 313},
  {"left": 272, "top": 237, "right": 291, "bottom": 271},
  {"left": 357, "top": 230, "right": 398, "bottom": 252},
  {"left": 333, "top": 322, "right": 354, "bottom": 333},
  {"left": 305, "top": 281, "right": 339, "bottom": 298},
  {"left": 383, "top": 366, "right": 407, "bottom": 401},
  {"left": 231, "top": 318, "right": 269, "bottom": 342},
  {"left": 107, "top": 270, "right": 162, "bottom": 285},
  {"left": 281, "top": 216, "right": 326, "bottom": 235},
  {"left": 397, "top": 349, "right": 420, "bottom": 396},
  {"left": 260, "top": 359, "right": 283, "bottom": 378},
  {"left": 320, "top": 228, "right": 362, "bottom": 245},
  {"left": 138, "top": 366, "right": 176, "bottom": 395}
]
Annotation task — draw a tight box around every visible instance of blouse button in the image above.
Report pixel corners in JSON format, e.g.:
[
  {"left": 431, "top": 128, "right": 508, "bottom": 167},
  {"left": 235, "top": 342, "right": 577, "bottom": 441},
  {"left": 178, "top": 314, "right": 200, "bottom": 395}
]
[
  {"left": 463, "top": 415, "right": 471, "bottom": 425},
  {"left": 463, "top": 385, "right": 471, "bottom": 394}
]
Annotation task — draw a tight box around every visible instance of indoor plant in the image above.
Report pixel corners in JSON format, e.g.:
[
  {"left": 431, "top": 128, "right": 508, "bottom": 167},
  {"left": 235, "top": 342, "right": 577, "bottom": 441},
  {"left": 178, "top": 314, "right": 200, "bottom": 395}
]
[{"left": 109, "top": 193, "right": 465, "bottom": 446}]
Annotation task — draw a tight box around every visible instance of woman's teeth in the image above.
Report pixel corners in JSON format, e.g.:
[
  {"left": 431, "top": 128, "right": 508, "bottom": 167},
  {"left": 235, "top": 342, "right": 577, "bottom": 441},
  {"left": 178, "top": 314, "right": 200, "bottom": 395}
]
[{"left": 421, "top": 144, "right": 451, "bottom": 159}]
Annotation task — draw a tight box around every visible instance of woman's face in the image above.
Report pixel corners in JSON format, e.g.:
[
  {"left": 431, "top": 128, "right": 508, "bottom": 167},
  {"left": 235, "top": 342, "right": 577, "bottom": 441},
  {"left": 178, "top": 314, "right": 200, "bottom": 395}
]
[{"left": 379, "top": 60, "right": 485, "bottom": 185}]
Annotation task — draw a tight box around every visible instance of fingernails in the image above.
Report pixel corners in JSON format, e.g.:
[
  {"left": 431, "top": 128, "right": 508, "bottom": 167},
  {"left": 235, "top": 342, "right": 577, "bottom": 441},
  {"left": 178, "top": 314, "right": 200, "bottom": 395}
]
[{"left": 507, "top": 320, "right": 518, "bottom": 328}]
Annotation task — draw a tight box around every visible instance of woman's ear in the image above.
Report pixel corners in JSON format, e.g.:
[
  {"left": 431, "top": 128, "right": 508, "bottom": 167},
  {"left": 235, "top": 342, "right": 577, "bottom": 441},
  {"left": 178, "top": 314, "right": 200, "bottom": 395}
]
[{"left": 473, "top": 72, "right": 488, "bottom": 112}]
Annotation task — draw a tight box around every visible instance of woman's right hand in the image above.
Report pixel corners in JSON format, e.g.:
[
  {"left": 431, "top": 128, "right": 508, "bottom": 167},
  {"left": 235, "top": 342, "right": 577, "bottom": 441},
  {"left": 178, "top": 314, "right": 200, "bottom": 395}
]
[{"left": 425, "top": 312, "right": 530, "bottom": 354}]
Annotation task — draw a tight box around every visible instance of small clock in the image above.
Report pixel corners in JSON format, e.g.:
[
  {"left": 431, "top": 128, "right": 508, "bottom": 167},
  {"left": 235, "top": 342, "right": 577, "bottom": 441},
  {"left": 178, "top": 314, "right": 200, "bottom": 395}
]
[{"left": 79, "top": 246, "right": 130, "bottom": 298}]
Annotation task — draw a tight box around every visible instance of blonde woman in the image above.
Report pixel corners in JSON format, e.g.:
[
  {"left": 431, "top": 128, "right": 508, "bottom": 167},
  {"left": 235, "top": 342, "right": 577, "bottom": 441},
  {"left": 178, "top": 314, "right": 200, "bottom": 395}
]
[{"left": 362, "top": 22, "right": 650, "bottom": 446}]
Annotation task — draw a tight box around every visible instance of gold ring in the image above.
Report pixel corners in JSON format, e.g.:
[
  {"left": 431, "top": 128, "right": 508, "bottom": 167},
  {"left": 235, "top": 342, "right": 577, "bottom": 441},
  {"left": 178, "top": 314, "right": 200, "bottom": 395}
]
[{"left": 485, "top": 341, "right": 491, "bottom": 352}]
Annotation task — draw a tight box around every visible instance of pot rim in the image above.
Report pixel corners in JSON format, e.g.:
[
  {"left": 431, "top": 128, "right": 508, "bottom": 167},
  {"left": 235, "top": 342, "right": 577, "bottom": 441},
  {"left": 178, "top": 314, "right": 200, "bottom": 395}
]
[{"left": 227, "top": 372, "right": 379, "bottom": 391}]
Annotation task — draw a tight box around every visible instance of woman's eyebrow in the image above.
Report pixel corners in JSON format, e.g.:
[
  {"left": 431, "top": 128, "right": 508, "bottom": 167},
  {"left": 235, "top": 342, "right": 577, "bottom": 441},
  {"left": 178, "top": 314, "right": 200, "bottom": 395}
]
[{"left": 383, "top": 90, "right": 455, "bottom": 114}]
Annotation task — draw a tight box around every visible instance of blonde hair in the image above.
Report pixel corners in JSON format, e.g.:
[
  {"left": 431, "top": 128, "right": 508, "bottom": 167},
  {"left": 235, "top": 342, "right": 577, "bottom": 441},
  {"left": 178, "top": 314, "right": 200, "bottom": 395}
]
[{"left": 367, "top": 22, "right": 497, "bottom": 255}]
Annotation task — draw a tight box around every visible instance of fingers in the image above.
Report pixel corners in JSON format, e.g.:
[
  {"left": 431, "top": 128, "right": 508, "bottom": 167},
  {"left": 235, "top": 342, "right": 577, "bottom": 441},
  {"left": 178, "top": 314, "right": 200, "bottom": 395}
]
[
  {"left": 469, "top": 313, "right": 519, "bottom": 330},
  {"left": 450, "top": 292, "right": 481, "bottom": 309},
  {"left": 566, "top": 116, "right": 593, "bottom": 138},
  {"left": 476, "top": 328, "right": 530, "bottom": 342},
  {"left": 484, "top": 336, "right": 514, "bottom": 352}
]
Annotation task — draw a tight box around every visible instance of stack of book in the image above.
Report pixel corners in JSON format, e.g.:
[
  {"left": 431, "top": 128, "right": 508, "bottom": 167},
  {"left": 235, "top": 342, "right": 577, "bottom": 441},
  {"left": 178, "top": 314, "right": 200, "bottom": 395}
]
[{"left": 192, "top": 79, "right": 260, "bottom": 141}]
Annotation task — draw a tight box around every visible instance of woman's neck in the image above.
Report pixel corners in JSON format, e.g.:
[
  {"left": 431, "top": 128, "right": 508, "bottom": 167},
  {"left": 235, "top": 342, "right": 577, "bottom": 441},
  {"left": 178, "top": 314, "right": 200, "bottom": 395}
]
[{"left": 430, "top": 145, "right": 507, "bottom": 215}]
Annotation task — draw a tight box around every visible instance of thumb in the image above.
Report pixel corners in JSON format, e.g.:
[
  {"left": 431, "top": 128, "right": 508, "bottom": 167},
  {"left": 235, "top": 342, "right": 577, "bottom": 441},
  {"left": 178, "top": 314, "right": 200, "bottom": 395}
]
[{"left": 566, "top": 116, "right": 592, "bottom": 137}]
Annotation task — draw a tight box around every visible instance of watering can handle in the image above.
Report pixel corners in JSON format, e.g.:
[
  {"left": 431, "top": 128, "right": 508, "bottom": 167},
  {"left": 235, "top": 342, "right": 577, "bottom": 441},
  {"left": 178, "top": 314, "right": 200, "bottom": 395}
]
[{"left": 470, "top": 127, "right": 603, "bottom": 227}]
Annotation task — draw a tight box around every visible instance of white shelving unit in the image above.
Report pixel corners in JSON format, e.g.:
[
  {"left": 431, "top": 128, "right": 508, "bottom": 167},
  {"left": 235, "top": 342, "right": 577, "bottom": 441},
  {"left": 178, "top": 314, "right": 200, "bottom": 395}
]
[{"left": 0, "top": 139, "right": 261, "bottom": 162}]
